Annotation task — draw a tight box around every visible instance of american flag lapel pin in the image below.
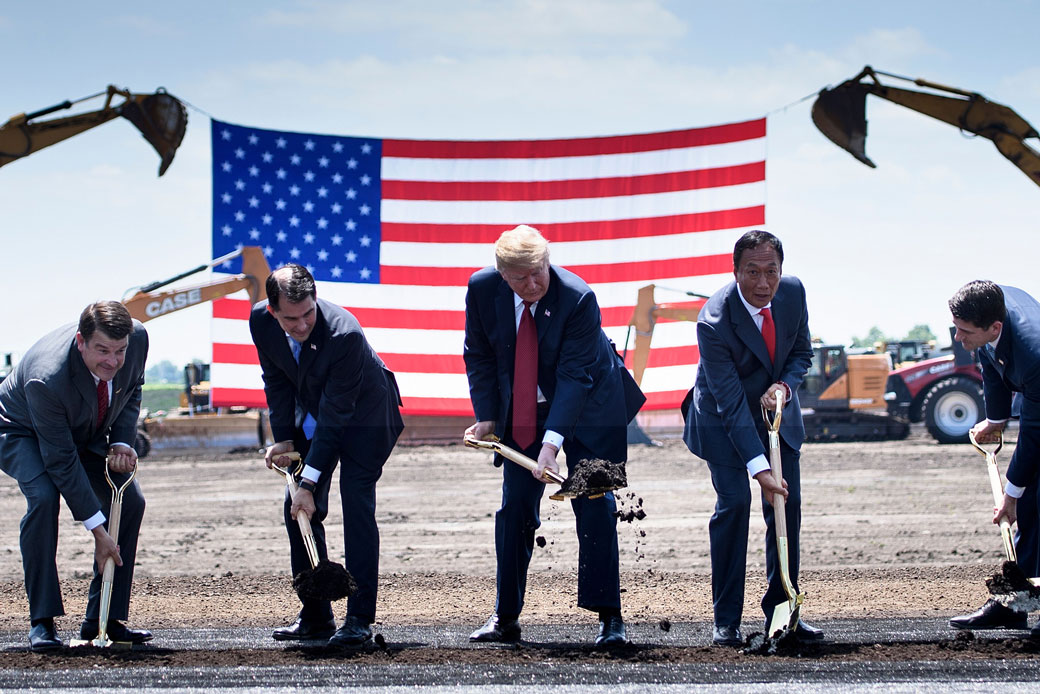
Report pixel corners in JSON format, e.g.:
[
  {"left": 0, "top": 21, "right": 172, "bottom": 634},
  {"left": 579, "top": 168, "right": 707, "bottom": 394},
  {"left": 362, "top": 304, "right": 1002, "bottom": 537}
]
[
  {"left": 544, "top": 309, "right": 551, "bottom": 317},
  {"left": 310, "top": 343, "right": 317, "bottom": 350}
]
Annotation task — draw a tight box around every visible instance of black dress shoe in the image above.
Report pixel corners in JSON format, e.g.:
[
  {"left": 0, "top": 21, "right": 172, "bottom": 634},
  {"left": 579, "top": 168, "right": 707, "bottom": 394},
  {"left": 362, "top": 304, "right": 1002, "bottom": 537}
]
[
  {"left": 595, "top": 614, "right": 628, "bottom": 647},
  {"left": 79, "top": 620, "right": 153, "bottom": 644},
  {"left": 272, "top": 617, "right": 337, "bottom": 641},
  {"left": 328, "top": 616, "right": 373, "bottom": 648},
  {"left": 793, "top": 619, "right": 824, "bottom": 641},
  {"left": 469, "top": 614, "right": 521, "bottom": 643},
  {"left": 712, "top": 624, "right": 743, "bottom": 647},
  {"left": 950, "top": 599, "right": 1028, "bottom": 630},
  {"left": 29, "top": 619, "right": 62, "bottom": 652}
]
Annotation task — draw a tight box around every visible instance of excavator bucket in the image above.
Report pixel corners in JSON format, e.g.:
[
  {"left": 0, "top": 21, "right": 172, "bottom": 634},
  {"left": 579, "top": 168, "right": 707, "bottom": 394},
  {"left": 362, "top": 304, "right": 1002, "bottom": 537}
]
[
  {"left": 119, "top": 90, "right": 187, "bottom": 176},
  {"left": 811, "top": 81, "right": 876, "bottom": 168}
]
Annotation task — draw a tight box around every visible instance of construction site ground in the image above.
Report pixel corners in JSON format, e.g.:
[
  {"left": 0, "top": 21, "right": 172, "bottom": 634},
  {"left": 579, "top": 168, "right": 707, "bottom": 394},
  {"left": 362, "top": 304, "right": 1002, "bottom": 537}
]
[{"left": 1, "top": 425, "right": 1038, "bottom": 688}]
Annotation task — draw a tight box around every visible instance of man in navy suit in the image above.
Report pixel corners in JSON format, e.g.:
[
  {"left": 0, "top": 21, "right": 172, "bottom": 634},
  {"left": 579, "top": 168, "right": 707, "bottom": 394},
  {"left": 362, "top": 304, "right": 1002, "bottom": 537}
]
[
  {"left": 682, "top": 230, "right": 823, "bottom": 646},
  {"left": 0, "top": 301, "right": 151, "bottom": 652},
  {"left": 251, "top": 264, "right": 404, "bottom": 648},
  {"left": 463, "top": 225, "right": 645, "bottom": 647},
  {"left": 949, "top": 281, "right": 1040, "bottom": 634}
]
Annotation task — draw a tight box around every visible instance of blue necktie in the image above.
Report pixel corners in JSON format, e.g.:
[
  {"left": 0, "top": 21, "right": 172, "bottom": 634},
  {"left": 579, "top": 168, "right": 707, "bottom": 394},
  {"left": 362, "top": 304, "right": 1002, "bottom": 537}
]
[{"left": 290, "top": 339, "right": 317, "bottom": 440}]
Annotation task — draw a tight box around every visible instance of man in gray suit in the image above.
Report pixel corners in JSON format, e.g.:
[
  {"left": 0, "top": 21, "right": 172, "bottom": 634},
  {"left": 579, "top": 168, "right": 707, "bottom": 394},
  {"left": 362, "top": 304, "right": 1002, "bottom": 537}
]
[{"left": 0, "top": 301, "right": 150, "bottom": 652}]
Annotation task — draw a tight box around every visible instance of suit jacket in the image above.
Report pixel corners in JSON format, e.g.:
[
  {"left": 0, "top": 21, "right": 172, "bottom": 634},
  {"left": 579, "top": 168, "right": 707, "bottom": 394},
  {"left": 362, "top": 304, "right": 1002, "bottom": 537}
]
[
  {"left": 249, "top": 297, "right": 404, "bottom": 475},
  {"left": 978, "top": 285, "right": 1040, "bottom": 488},
  {"left": 0, "top": 322, "right": 148, "bottom": 520},
  {"left": 463, "top": 265, "right": 645, "bottom": 463},
  {"left": 682, "top": 276, "right": 813, "bottom": 469}
]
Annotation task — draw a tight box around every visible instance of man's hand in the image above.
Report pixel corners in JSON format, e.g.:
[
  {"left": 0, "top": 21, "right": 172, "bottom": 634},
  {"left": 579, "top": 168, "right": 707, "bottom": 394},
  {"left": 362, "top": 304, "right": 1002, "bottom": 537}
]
[
  {"left": 465, "top": 420, "right": 496, "bottom": 441},
  {"left": 265, "top": 440, "right": 296, "bottom": 470},
  {"left": 91, "top": 526, "right": 122, "bottom": 569},
  {"left": 533, "top": 443, "right": 560, "bottom": 482},
  {"left": 291, "top": 488, "right": 316, "bottom": 521},
  {"left": 754, "top": 469, "right": 789, "bottom": 501},
  {"left": 971, "top": 420, "right": 1006, "bottom": 444},
  {"left": 995, "top": 493, "right": 1018, "bottom": 527},
  {"left": 759, "top": 384, "right": 788, "bottom": 411},
  {"left": 106, "top": 445, "right": 138, "bottom": 475}
]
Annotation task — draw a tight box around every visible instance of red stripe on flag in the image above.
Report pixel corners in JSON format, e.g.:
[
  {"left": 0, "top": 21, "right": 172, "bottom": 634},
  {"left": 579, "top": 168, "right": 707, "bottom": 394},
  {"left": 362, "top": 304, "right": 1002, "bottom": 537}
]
[
  {"left": 381, "top": 206, "right": 765, "bottom": 244},
  {"left": 380, "top": 253, "right": 732, "bottom": 287},
  {"left": 213, "top": 342, "right": 258, "bottom": 364},
  {"left": 642, "top": 389, "right": 689, "bottom": 410},
  {"left": 400, "top": 397, "right": 474, "bottom": 417},
  {"left": 383, "top": 162, "right": 764, "bottom": 201},
  {"left": 381, "top": 353, "right": 466, "bottom": 374},
  {"left": 214, "top": 298, "right": 250, "bottom": 319},
  {"left": 621, "top": 345, "right": 701, "bottom": 370},
  {"left": 211, "top": 388, "right": 269, "bottom": 409},
  {"left": 383, "top": 119, "right": 766, "bottom": 159}
]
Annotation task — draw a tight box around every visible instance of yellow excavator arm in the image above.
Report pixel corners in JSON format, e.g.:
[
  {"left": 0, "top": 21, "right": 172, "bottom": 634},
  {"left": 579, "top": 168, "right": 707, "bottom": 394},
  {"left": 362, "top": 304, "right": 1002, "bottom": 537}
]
[
  {"left": 122, "top": 246, "right": 271, "bottom": 323},
  {"left": 0, "top": 85, "right": 187, "bottom": 176},
  {"left": 812, "top": 66, "right": 1040, "bottom": 188}
]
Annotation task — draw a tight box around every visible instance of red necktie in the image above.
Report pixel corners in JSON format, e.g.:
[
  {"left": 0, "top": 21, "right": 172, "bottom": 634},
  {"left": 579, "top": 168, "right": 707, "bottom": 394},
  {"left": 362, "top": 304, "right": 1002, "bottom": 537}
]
[
  {"left": 760, "top": 307, "right": 776, "bottom": 363},
  {"left": 96, "top": 380, "right": 109, "bottom": 429},
  {"left": 512, "top": 300, "right": 538, "bottom": 449}
]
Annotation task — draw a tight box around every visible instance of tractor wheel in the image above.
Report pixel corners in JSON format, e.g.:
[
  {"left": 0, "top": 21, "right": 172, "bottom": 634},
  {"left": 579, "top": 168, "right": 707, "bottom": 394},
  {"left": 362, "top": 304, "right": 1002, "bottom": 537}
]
[
  {"left": 922, "top": 376, "right": 984, "bottom": 444},
  {"left": 135, "top": 428, "right": 152, "bottom": 459}
]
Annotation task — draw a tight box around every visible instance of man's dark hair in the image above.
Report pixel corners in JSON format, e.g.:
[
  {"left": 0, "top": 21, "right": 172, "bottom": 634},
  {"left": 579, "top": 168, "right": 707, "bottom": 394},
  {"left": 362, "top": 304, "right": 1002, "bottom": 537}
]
[
  {"left": 266, "top": 264, "right": 317, "bottom": 311},
  {"left": 78, "top": 301, "right": 133, "bottom": 341},
  {"left": 733, "top": 230, "right": 784, "bottom": 269},
  {"left": 949, "top": 280, "right": 1005, "bottom": 329}
]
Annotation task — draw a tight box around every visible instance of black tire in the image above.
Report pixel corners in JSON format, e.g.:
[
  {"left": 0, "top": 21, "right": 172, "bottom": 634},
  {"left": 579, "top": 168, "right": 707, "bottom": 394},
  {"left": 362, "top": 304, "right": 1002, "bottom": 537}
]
[
  {"left": 922, "top": 376, "right": 984, "bottom": 444},
  {"left": 135, "top": 428, "right": 152, "bottom": 459}
]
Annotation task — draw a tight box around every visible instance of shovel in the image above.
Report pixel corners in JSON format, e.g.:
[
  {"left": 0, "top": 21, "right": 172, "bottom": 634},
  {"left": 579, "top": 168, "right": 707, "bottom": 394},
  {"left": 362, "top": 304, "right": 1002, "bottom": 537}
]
[
  {"left": 270, "top": 451, "right": 356, "bottom": 602},
  {"left": 464, "top": 435, "right": 619, "bottom": 500},
  {"left": 70, "top": 459, "right": 136, "bottom": 649},
  {"left": 969, "top": 430, "right": 1018, "bottom": 564},
  {"left": 968, "top": 430, "right": 1040, "bottom": 599},
  {"left": 762, "top": 389, "right": 805, "bottom": 639}
]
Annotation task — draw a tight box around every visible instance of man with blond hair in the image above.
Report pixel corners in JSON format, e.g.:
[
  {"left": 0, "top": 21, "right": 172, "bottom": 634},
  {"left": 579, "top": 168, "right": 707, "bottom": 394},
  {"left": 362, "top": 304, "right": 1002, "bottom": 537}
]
[{"left": 463, "top": 225, "right": 645, "bottom": 647}]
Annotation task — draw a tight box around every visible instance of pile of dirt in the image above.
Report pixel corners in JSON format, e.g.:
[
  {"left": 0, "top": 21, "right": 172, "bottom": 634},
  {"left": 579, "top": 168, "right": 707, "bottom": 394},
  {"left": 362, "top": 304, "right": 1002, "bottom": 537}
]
[
  {"left": 293, "top": 560, "right": 357, "bottom": 602},
  {"left": 558, "top": 458, "right": 626, "bottom": 498}
]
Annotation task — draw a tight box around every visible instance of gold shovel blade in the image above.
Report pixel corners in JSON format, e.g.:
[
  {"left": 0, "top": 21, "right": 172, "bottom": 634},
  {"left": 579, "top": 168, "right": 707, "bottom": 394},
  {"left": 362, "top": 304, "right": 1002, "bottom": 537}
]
[
  {"left": 767, "top": 597, "right": 803, "bottom": 639},
  {"left": 68, "top": 637, "right": 132, "bottom": 650}
]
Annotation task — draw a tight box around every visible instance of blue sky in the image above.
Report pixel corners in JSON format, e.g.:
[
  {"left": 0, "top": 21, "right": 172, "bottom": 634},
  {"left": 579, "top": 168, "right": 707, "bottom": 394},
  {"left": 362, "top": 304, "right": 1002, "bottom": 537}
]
[{"left": 2, "top": 0, "right": 1039, "bottom": 366}]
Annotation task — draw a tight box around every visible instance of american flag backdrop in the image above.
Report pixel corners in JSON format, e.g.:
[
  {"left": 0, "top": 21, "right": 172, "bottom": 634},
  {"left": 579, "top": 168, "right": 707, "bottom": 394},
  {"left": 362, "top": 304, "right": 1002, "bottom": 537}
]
[{"left": 209, "top": 118, "right": 766, "bottom": 415}]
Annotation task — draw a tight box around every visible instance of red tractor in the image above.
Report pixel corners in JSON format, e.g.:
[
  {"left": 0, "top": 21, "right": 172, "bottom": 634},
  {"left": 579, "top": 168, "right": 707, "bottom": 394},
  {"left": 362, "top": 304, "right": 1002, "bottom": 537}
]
[{"left": 885, "top": 329, "right": 983, "bottom": 444}]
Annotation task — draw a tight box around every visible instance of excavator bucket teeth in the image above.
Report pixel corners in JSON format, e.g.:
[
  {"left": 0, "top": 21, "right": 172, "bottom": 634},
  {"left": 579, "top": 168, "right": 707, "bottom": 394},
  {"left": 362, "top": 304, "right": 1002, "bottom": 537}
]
[
  {"left": 811, "top": 81, "right": 876, "bottom": 169},
  {"left": 120, "top": 91, "right": 188, "bottom": 176}
]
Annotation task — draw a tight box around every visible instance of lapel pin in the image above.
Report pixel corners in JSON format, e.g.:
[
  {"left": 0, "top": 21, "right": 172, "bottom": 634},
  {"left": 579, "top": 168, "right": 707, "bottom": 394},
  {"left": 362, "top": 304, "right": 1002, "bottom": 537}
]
[
  {"left": 310, "top": 343, "right": 317, "bottom": 350},
  {"left": 544, "top": 309, "right": 551, "bottom": 317}
]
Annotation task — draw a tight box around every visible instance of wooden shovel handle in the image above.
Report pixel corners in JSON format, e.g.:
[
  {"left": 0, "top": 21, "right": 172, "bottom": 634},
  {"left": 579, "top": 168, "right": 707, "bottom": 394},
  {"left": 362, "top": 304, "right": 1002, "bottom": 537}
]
[
  {"left": 464, "top": 435, "right": 566, "bottom": 485},
  {"left": 268, "top": 450, "right": 320, "bottom": 568}
]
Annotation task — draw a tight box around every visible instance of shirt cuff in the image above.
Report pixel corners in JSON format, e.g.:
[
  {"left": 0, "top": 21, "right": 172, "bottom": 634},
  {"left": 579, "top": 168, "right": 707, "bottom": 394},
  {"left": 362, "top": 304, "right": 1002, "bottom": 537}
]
[
  {"left": 83, "top": 511, "right": 106, "bottom": 531},
  {"left": 110, "top": 442, "right": 134, "bottom": 451},
  {"left": 1005, "top": 481, "right": 1026, "bottom": 499},
  {"left": 746, "top": 454, "right": 770, "bottom": 478},
  {"left": 988, "top": 418, "right": 1009, "bottom": 425},
  {"left": 542, "top": 430, "right": 565, "bottom": 452},
  {"left": 301, "top": 465, "right": 321, "bottom": 483}
]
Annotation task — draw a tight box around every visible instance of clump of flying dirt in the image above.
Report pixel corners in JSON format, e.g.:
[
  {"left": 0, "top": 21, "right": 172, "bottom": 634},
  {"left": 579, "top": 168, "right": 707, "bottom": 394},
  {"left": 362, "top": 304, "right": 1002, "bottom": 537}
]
[
  {"left": 615, "top": 493, "right": 646, "bottom": 524},
  {"left": 293, "top": 560, "right": 358, "bottom": 602},
  {"left": 535, "top": 536, "right": 547, "bottom": 548},
  {"left": 558, "top": 458, "right": 626, "bottom": 497},
  {"left": 658, "top": 619, "right": 671, "bottom": 632}
]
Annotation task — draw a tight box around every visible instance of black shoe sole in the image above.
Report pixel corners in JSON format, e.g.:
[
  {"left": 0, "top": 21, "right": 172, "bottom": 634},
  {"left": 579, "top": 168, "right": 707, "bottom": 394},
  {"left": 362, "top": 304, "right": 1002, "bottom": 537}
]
[{"left": 29, "top": 641, "right": 62, "bottom": 653}]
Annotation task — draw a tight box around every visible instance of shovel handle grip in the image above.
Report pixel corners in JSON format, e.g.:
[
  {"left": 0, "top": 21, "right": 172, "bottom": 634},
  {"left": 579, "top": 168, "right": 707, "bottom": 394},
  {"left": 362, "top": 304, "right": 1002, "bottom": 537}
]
[
  {"left": 464, "top": 436, "right": 566, "bottom": 485},
  {"left": 282, "top": 466, "right": 321, "bottom": 569}
]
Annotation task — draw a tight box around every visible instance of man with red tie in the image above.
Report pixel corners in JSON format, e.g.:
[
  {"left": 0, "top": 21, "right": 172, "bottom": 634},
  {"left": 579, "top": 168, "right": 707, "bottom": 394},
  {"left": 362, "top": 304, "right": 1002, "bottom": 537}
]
[
  {"left": 681, "top": 230, "right": 822, "bottom": 647},
  {"left": 463, "top": 225, "right": 645, "bottom": 647},
  {"left": 0, "top": 301, "right": 150, "bottom": 652}
]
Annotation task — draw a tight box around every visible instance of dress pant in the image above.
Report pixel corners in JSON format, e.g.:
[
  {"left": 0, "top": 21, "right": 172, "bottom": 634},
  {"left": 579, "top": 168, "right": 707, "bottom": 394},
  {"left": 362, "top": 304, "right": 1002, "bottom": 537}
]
[
  {"left": 285, "top": 437, "right": 384, "bottom": 623},
  {"left": 17, "top": 448, "right": 145, "bottom": 622},
  {"left": 494, "top": 409, "right": 621, "bottom": 618},
  {"left": 707, "top": 439, "right": 800, "bottom": 628}
]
